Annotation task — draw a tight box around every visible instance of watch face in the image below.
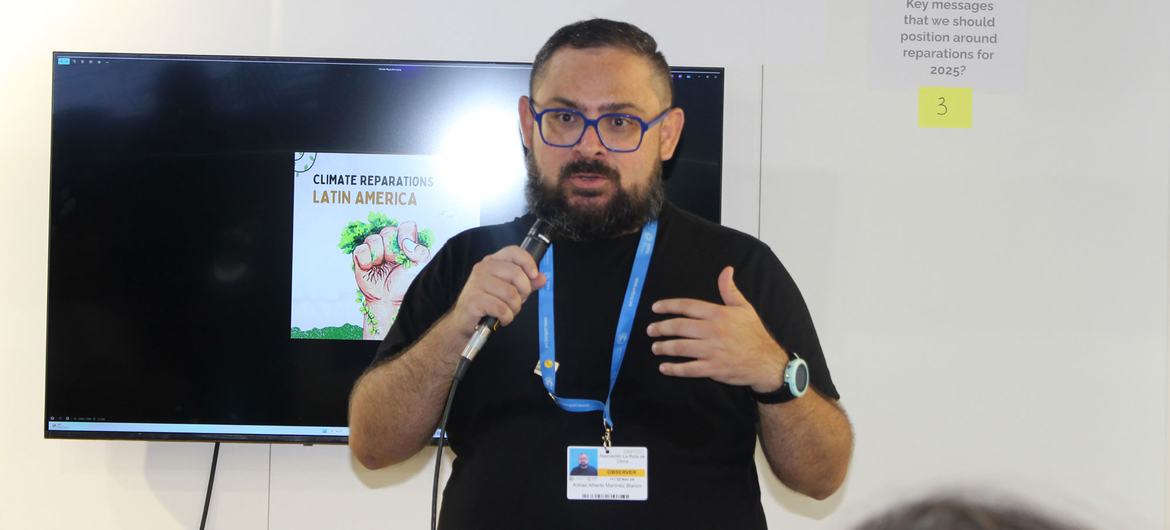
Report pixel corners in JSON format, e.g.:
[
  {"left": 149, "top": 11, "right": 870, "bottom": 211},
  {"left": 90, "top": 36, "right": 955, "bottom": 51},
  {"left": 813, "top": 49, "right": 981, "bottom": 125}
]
[{"left": 795, "top": 363, "right": 809, "bottom": 391}]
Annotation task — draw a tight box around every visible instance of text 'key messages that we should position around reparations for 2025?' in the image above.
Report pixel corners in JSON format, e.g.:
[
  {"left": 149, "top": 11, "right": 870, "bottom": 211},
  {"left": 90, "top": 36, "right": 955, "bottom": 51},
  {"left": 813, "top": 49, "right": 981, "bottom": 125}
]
[{"left": 868, "top": 0, "right": 1029, "bottom": 92}]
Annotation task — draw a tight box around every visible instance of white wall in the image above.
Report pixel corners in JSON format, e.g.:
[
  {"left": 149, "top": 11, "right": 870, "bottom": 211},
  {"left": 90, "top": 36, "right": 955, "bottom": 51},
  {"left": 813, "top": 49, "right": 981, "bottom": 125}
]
[
  {"left": 760, "top": 2, "right": 1170, "bottom": 529},
  {"left": 1, "top": 1, "right": 1166, "bottom": 529}
]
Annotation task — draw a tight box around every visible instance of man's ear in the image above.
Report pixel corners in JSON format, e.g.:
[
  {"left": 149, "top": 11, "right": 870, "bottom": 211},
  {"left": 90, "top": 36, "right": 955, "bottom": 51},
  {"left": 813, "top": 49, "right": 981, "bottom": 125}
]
[
  {"left": 518, "top": 95, "right": 535, "bottom": 150},
  {"left": 657, "top": 107, "right": 685, "bottom": 161}
]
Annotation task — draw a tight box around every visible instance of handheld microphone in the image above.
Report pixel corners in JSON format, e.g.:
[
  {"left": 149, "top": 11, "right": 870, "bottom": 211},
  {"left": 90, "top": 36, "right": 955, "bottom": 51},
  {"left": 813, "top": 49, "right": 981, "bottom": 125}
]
[{"left": 453, "top": 218, "right": 553, "bottom": 381}]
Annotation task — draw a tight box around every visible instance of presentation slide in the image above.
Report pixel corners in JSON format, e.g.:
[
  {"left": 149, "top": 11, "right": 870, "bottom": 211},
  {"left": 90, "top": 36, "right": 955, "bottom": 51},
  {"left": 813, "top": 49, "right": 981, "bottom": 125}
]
[{"left": 290, "top": 151, "right": 479, "bottom": 340}]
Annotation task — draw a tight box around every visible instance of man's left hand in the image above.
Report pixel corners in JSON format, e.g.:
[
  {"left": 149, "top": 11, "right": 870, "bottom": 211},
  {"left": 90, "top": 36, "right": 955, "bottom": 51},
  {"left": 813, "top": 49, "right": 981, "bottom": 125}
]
[{"left": 648, "top": 266, "right": 788, "bottom": 393}]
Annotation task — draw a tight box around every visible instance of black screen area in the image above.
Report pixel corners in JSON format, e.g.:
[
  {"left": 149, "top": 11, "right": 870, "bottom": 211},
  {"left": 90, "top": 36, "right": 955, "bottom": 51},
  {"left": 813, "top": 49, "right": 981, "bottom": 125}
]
[{"left": 45, "top": 53, "right": 724, "bottom": 443}]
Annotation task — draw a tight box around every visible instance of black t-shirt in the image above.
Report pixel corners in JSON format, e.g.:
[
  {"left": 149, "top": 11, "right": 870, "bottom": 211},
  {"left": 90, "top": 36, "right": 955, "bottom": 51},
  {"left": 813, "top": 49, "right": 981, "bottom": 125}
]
[{"left": 373, "top": 202, "right": 838, "bottom": 530}]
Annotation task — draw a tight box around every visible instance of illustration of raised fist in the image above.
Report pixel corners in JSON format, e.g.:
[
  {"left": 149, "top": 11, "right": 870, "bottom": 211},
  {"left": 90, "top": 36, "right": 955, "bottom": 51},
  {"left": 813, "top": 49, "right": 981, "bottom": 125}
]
[{"left": 343, "top": 216, "right": 433, "bottom": 340}]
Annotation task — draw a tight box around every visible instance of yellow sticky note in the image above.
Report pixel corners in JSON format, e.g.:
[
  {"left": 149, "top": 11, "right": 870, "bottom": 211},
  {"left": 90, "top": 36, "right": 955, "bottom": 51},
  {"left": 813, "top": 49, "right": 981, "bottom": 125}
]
[{"left": 918, "top": 87, "right": 972, "bottom": 128}]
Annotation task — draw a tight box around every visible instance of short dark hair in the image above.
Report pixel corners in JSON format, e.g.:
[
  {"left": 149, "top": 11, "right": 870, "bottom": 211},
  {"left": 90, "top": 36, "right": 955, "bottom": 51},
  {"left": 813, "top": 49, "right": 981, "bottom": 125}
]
[
  {"left": 530, "top": 18, "right": 673, "bottom": 107},
  {"left": 855, "top": 496, "right": 1087, "bottom": 530}
]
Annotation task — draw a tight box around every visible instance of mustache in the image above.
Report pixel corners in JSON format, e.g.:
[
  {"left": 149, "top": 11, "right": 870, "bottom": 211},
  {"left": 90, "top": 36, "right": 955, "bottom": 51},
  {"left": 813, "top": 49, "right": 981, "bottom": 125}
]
[
  {"left": 524, "top": 149, "right": 665, "bottom": 241},
  {"left": 558, "top": 159, "right": 620, "bottom": 182}
]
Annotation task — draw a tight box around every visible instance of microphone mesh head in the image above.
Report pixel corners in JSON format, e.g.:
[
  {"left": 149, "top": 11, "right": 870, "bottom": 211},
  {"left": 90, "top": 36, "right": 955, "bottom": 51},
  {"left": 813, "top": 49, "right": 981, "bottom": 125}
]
[{"left": 529, "top": 218, "right": 554, "bottom": 242}]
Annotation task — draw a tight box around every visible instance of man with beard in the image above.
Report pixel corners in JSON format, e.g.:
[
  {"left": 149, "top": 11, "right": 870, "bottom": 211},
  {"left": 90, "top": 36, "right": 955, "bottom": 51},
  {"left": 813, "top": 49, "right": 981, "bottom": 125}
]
[{"left": 349, "top": 18, "right": 853, "bottom": 529}]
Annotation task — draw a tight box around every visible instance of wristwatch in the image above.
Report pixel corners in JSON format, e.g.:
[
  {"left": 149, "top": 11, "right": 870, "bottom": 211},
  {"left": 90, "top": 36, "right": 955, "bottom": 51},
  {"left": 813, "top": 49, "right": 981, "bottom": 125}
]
[{"left": 752, "top": 352, "right": 809, "bottom": 404}]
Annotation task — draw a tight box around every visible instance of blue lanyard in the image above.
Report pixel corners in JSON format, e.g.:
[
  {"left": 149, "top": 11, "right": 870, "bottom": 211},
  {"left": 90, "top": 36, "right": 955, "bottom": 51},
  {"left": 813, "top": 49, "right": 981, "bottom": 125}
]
[{"left": 537, "top": 220, "right": 658, "bottom": 438}]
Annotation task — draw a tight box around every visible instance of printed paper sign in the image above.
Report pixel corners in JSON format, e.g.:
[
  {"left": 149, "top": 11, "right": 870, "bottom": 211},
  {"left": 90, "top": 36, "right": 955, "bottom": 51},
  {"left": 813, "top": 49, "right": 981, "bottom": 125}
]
[{"left": 869, "top": 0, "right": 1028, "bottom": 91}]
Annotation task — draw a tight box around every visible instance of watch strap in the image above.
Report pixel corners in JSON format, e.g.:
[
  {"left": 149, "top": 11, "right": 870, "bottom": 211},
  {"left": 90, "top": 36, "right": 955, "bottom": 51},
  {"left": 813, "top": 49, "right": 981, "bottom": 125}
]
[
  {"left": 752, "top": 382, "right": 798, "bottom": 404},
  {"left": 752, "top": 355, "right": 808, "bottom": 404}
]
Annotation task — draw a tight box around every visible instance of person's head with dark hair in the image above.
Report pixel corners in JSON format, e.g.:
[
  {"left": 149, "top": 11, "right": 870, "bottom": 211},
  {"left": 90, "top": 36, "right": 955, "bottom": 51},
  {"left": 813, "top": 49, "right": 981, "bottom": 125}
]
[
  {"left": 855, "top": 496, "right": 1088, "bottom": 530},
  {"left": 530, "top": 18, "right": 673, "bottom": 107},
  {"left": 520, "top": 19, "right": 685, "bottom": 241}
]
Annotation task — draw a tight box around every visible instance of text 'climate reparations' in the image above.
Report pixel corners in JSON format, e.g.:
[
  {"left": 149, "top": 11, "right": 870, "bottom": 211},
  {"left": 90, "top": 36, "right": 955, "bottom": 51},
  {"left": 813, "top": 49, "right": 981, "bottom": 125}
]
[{"left": 312, "top": 174, "right": 436, "bottom": 187}]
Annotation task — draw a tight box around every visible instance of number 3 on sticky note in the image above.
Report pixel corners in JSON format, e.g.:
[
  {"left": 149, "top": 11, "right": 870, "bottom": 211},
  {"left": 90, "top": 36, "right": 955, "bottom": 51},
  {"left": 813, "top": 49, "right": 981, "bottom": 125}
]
[{"left": 918, "top": 87, "right": 972, "bottom": 128}]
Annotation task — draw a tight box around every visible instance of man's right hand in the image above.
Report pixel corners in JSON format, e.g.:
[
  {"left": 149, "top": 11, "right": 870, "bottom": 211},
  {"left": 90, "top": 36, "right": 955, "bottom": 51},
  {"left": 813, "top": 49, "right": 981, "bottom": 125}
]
[
  {"left": 349, "top": 244, "right": 546, "bottom": 470},
  {"left": 447, "top": 245, "right": 546, "bottom": 338}
]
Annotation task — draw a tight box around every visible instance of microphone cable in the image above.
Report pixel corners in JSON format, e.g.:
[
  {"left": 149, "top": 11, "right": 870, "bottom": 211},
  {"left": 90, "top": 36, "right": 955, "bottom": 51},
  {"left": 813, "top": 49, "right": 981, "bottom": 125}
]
[{"left": 430, "top": 368, "right": 462, "bottom": 530}]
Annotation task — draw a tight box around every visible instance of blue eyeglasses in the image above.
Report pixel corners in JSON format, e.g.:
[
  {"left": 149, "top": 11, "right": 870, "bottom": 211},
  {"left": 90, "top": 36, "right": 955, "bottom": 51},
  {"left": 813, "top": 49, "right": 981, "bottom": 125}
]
[{"left": 528, "top": 99, "right": 671, "bottom": 153}]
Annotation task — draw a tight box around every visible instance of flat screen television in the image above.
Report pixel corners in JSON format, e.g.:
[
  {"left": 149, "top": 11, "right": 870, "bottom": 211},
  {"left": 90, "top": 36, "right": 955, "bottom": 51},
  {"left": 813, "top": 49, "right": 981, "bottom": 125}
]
[{"left": 45, "top": 52, "right": 724, "bottom": 444}]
